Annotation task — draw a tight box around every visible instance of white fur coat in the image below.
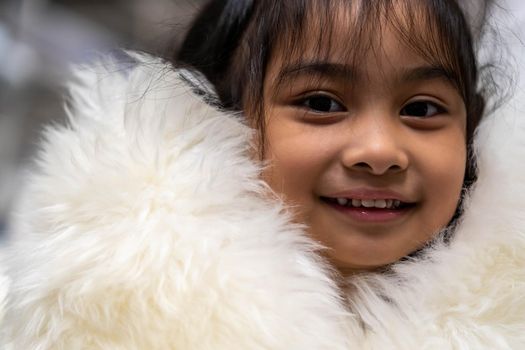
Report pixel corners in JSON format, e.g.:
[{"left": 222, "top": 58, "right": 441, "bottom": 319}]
[{"left": 1, "top": 53, "right": 524, "bottom": 349}]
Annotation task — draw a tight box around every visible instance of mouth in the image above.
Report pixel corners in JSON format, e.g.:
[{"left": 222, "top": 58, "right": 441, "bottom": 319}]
[
  {"left": 320, "top": 196, "right": 416, "bottom": 223},
  {"left": 321, "top": 196, "right": 414, "bottom": 209}
]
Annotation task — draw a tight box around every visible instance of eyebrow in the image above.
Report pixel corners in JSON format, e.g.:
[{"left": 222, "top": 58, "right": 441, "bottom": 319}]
[
  {"left": 274, "top": 62, "right": 356, "bottom": 89},
  {"left": 400, "top": 65, "right": 458, "bottom": 87},
  {"left": 274, "top": 61, "right": 458, "bottom": 90}
]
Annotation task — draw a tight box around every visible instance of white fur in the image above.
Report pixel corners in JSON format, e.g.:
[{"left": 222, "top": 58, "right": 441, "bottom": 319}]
[
  {"left": 1, "top": 55, "right": 355, "bottom": 349},
  {"left": 1, "top": 52, "right": 525, "bottom": 349}
]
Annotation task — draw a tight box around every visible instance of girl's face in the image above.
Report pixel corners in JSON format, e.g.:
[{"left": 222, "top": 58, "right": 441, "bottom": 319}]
[{"left": 260, "top": 14, "right": 467, "bottom": 273}]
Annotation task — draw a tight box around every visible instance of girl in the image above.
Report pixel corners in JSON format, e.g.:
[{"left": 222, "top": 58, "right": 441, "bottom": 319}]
[
  {"left": 2, "top": 0, "right": 524, "bottom": 349},
  {"left": 176, "top": 0, "right": 485, "bottom": 272}
]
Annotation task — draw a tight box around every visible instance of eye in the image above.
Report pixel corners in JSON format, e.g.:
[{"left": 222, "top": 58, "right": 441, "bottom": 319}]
[
  {"left": 298, "top": 94, "right": 346, "bottom": 113},
  {"left": 400, "top": 101, "right": 446, "bottom": 118}
]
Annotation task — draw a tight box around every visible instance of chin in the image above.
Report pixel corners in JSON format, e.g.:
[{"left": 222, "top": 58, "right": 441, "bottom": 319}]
[
  {"left": 333, "top": 258, "right": 397, "bottom": 274},
  {"left": 328, "top": 242, "right": 421, "bottom": 274}
]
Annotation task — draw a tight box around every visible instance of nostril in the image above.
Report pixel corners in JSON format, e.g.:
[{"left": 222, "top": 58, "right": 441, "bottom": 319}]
[
  {"left": 354, "top": 162, "right": 371, "bottom": 169},
  {"left": 350, "top": 162, "right": 405, "bottom": 175},
  {"left": 389, "top": 164, "right": 403, "bottom": 171}
]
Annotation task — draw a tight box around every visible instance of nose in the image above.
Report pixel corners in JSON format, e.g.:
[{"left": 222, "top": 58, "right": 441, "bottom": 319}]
[{"left": 341, "top": 117, "right": 409, "bottom": 176}]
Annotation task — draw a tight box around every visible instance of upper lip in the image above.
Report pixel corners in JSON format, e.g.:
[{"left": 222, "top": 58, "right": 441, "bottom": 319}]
[{"left": 324, "top": 188, "right": 414, "bottom": 203}]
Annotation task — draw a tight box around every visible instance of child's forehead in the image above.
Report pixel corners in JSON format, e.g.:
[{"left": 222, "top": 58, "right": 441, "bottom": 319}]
[
  {"left": 263, "top": 1, "right": 464, "bottom": 95},
  {"left": 266, "top": 42, "right": 453, "bottom": 94},
  {"left": 267, "top": 1, "right": 457, "bottom": 80},
  {"left": 271, "top": 8, "right": 424, "bottom": 69},
  {"left": 271, "top": 2, "right": 434, "bottom": 64}
]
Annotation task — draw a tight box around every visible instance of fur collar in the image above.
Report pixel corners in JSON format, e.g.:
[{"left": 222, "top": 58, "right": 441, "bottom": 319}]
[{"left": 1, "top": 53, "right": 524, "bottom": 349}]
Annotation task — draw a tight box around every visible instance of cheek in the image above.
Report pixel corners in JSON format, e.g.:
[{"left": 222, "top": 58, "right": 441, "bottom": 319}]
[
  {"left": 414, "top": 130, "right": 467, "bottom": 227},
  {"left": 261, "top": 119, "right": 333, "bottom": 212}
]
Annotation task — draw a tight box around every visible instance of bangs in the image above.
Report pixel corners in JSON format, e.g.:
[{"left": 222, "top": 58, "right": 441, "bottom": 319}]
[{"left": 264, "top": 0, "right": 474, "bottom": 101}]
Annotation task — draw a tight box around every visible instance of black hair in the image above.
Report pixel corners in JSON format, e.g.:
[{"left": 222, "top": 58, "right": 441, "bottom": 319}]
[
  {"left": 176, "top": 0, "right": 255, "bottom": 102},
  {"left": 175, "top": 0, "right": 492, "bottom": 186}
]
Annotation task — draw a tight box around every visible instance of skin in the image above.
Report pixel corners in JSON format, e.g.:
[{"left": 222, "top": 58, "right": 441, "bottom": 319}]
[{"left": 258, "top": 10, "right": 467, "bottom": 273}]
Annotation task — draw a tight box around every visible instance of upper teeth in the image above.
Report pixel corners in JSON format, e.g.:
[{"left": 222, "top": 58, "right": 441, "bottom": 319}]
[{"left": 335, "top": 198, "right": 401, "bottom": 209}]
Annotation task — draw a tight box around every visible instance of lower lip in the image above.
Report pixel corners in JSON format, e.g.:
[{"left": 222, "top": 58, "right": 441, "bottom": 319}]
[{"left": 325, "top": 201, "right": 413, "bottom": 223}]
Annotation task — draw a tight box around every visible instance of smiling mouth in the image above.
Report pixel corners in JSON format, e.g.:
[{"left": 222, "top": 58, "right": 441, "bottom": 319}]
[
  {"left": 321, "top": 196, "right": 415, "bottom": 209},
  {"left": 320, "top": 196, "right": 416, "bottom": 222}
]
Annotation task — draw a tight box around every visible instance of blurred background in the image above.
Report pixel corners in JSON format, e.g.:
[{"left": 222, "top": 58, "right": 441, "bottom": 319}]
[
  {"left": 0, "top": 0, "right": 205, "bottom": 234},
  {"left": 0, "top": 0, "right": 524, "bottom": 236}
]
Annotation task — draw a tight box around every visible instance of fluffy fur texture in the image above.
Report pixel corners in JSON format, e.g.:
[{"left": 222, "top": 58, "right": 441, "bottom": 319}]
[{"left": 1, "top": 52, "right": 524, "bottom": 349}]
